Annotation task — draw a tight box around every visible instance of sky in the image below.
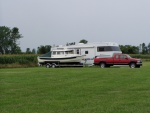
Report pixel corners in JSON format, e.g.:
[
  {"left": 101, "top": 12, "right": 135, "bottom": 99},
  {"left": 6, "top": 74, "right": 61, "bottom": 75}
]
[{"left": 1, "top": 0, "right": 150, "bottom": 52}]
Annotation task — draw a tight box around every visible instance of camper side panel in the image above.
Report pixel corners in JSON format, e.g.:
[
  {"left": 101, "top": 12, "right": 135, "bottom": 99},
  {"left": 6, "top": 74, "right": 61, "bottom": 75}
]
[{"left": 81, "top": 48, "right": 95, "bottom": 64}]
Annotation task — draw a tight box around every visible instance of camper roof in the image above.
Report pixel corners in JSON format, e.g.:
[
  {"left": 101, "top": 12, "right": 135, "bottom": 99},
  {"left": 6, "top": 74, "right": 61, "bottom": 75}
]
[{"left": 52, "top": 42, "right": 119, "bottom": 50}]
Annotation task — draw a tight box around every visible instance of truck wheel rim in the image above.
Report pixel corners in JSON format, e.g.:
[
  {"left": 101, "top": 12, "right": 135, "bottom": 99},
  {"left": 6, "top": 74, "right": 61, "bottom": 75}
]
[
  {"left": 131, "top": 64, "right": 135, "bottom": 68},
  {"left": 101, "top": 63, "right": 105, "bottom": 68}
]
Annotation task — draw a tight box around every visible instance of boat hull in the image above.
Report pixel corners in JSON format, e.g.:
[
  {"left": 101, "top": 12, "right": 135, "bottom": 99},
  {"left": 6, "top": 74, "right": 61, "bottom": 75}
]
[{"left": 38, "top": 56, "right": 84, "bottom": 64}]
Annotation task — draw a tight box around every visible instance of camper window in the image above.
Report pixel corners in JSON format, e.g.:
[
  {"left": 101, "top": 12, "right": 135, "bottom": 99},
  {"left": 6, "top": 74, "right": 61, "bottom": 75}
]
[
  {"left": 97, "top": 47, "right": 104, "bottom": 51},
  {"left": 97, "top": 46, "right": 121, "bottom": 52},
  {"left": 105, "top": 46, "right": 112, "bottom": 51},
  {"left": 112, "top": 46, "right": 121, "bottom": 51},
  {"left": 85, "top": 51, "right": 88, "bottom": 54}
]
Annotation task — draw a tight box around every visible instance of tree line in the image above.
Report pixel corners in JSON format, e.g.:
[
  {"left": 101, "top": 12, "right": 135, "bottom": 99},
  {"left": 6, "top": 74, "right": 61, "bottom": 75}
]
[
  {"left": 120, "top": 43, "right": 150, "bottom": 54},
  {"left": 1, "top": 26, "right": 150, "bottom": 55}
]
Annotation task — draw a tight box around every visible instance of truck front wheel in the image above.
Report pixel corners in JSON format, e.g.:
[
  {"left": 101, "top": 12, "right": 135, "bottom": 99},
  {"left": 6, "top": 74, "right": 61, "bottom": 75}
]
[
  {"left": 100, "top": 62, "right": 106, "bottom": 68},
  {"left": 130, "top": 63, "right": 136, "bottom": 68}
]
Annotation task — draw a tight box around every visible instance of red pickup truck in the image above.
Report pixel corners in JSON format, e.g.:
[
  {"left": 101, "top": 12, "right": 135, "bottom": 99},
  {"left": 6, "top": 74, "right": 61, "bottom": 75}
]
[{"left": 94, "top": 54, "right": 142, "bottom": 68}]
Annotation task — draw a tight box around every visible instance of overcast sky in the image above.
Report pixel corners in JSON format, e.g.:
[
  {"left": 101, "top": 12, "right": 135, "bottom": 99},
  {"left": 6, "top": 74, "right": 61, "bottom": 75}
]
[{"left": 1, "top": 0, "right": 150, "bottom": 51}]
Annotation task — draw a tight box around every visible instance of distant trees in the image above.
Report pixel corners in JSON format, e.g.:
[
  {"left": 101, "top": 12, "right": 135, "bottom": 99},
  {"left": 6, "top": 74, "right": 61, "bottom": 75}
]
[
  {"left": 26, "top": 48, "right": 31, "bottom": 54},
  {"left": 120, "top": 43, "right": 150, "bottom": 54},
  {"left": 0, "top": 26, "right": 22, "bottom": 54},
  {"left": 141, "top": 43, "right": 150, "bottom": 54},
  {"left": 32, "top": 49, "right": 36, "bottom": 54},
  {"left": 37, "top": 45, "right": 51, "bottom": 54},
  {"left": 79, "top": 39, "right": 88, "bottom": 44},
  {"left": 119, "top": 45, "right": 139, "bottom": 54}
]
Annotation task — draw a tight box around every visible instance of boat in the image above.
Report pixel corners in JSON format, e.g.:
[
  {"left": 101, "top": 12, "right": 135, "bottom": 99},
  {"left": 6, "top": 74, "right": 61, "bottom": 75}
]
[{"left": 37, "top": 49, "right": 85, "bottom": 65}]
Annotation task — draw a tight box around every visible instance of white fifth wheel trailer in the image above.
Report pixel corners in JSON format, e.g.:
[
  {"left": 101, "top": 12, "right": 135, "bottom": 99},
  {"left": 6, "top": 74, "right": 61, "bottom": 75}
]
[{"left": 51, "top": 42, "right": 122, "bottom": 65}]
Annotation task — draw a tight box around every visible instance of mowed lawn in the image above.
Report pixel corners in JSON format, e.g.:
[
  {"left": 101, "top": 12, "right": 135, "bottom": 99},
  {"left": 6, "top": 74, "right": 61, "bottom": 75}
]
[{"left": 0, "top": 62, "right": 150, "bottom": 113}]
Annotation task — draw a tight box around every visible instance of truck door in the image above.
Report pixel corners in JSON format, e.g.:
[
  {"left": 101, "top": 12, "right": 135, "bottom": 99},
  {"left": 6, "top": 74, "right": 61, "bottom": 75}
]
[
  {"left": 113, "top": 55, "right": 120, "bottom": 64},
  {"left": 119, "top": 55, "right": 129, "bottom": 64}
]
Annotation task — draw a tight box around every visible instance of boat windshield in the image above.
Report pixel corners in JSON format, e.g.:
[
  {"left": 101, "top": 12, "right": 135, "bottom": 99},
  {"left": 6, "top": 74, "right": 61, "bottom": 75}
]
[
  {"left": 51, "top": 50, "right": 74, "bottom": 55},
  {"left": 57, "top": 51, "right": 64, "bottom": 55},
  {"left": 65, "top": 50, "right": 74, "bottom": 54},
  {"left": 40, "top": 52, "right": 51, "bottom": 57}
]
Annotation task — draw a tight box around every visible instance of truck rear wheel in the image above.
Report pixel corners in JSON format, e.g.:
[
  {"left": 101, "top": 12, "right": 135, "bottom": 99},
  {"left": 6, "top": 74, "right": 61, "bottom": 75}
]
[
  {"left": 100, "top": 62, "right": 106, "bottom": 68},
  {"left": 130, "top": 63, "right": 136, "bottom": 68}
]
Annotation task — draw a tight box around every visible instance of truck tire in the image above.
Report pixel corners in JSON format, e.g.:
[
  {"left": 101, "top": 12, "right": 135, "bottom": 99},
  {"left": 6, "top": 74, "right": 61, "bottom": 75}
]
[
  {"left": 100, "top": 62, "right": 106, "bottom": 68},
  {"left": 130, "top": 63, "right": 136, "bottom": 68}
]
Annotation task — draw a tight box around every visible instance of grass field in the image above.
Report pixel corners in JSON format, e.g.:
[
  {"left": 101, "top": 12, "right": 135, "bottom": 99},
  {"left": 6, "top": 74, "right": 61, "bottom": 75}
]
[{"left": 0, "top": 62, "right": 150, "bottom": 113}]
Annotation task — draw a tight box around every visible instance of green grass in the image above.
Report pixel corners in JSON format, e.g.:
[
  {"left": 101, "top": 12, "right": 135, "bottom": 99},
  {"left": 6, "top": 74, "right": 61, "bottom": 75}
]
[{"left": 1, "top": 62, "right": 150, "bottom": 113}]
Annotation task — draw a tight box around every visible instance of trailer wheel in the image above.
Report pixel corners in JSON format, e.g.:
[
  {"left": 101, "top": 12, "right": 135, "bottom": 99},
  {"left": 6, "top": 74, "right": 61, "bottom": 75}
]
[
  {"left": 100, "top": 62, "right": 106, "bottom": 68},
  {"left": 130, "top": 63, "right": 136, "bottom": 68},
  {"left": 46, "top": 64, "right": 51, "bottom": 68},
  {"left": 51, "top": 64, "right": 56, "bottom": 68}
]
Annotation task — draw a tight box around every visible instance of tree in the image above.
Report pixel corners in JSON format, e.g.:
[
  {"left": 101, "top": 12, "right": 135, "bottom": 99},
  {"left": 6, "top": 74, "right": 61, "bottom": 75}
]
[
  {"left": 119, "top": 45, "right": 139, "bottom": 54},
  {"left": 37, "top": 45, "right": 51, "bottom": 54},
  {"left": 147, "top": 43, "right": 150, "bottom": 54},
  {"left": 32, "top": 49, "right": 36, "bottom": 54},
  {"left": 26, "top": 48, "right": 31, "bottom": 54},
  {"left": 142, "top": 43, "right": 147, "bottom": 54},
  {"left": 0, "top": 26, "right": 22, "bottom": 54},
  {"left": 79, "top": 39, "right": 88, "bottom": 44},
  {"left": 45, "top": 45, "right": 51, "bottom": 52}
]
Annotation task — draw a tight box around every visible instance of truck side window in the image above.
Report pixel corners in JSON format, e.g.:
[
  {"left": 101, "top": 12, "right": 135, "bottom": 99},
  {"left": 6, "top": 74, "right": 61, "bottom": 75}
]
[
  {"left": 116, "top": 55, "right": 119, "bottom": 59},
  {"left": 120, "top": 55, "right": 127, "bottom": 59}
]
